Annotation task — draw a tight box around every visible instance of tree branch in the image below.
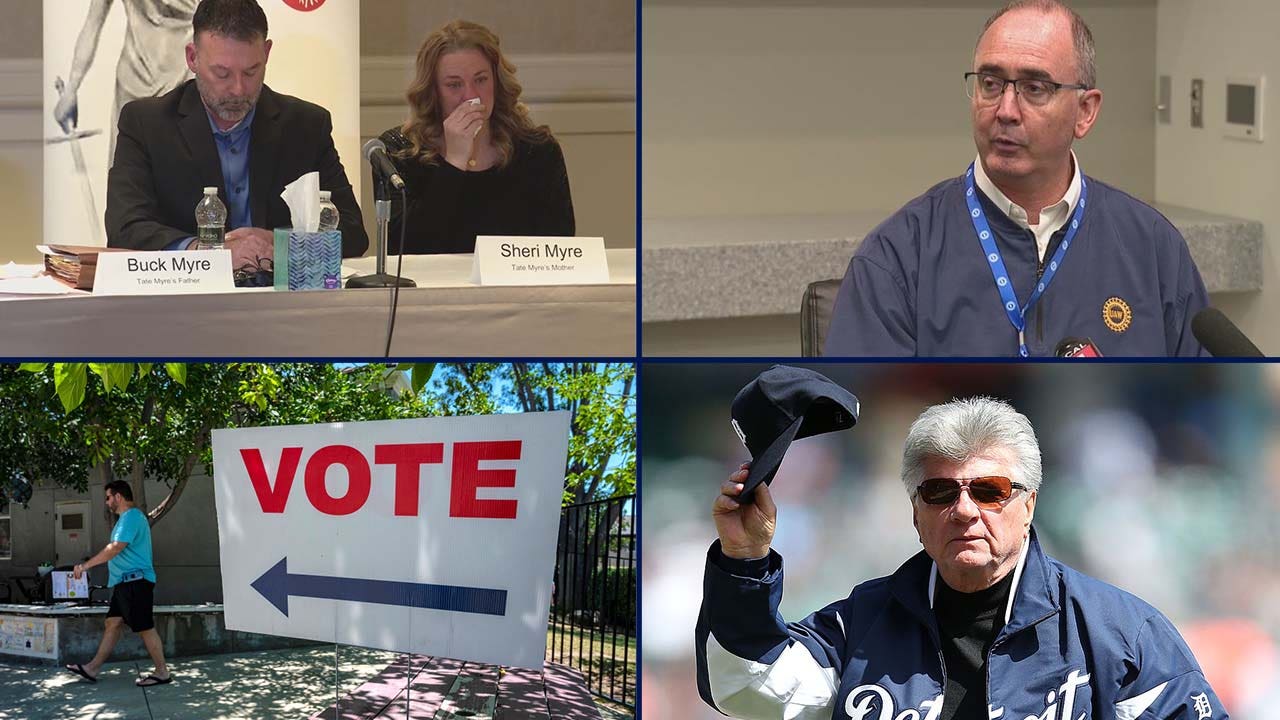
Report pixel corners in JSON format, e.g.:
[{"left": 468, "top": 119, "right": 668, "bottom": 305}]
[
  {"left": 541, "top": 362, "right": 556, "bottom": 410},
  {"left": 146, "top": 423, "right": 210, "bottom": 526},
  {"left": 127, "top": 454, "right": 146, "bottom": 513},
  {"left": 512, "top": 363, "right": 534, "bottom": 413}
]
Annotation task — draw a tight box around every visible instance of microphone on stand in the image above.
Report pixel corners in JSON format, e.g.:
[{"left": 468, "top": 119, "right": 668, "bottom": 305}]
[
  {"left": 363, "top": 138, "right": 406, "bottom": 191},
  {"left": 346, "top": 139, "right": 415, "bottom": 291}
]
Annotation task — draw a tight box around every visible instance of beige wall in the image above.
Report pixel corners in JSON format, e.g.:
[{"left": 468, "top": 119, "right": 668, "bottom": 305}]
[
  {"left": 362, "top": 0, "right": 635, "bottom": 55},
  {"left": 0, "top": 0, "right": 39, "bottom": 58},
  {"left": 1156, "top": 0, "right": 1277, "bottom": 354},
  {"left": 642, "top": 0, "right": 1157, "bottom": 220},
  {"left": 0, "top": 1, "right": 41, "bottom": 263},
  {"left": 0, "top": 0, "right": 638, "bottom": 58},
  {"left": 0, "top": 0, "right": 635, "bottom": 263}
]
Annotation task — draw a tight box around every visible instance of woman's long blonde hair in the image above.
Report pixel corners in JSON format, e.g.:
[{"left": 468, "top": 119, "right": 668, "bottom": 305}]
[{"left": 399, "top": 20, "right": 552, "bottom": 168}]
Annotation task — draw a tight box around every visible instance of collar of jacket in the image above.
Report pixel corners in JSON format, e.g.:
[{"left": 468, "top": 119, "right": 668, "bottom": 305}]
[
  {"left": 887, "top": 526, "right": 1061, "bottom": 643},
  {"left": 177, "top": 80, "right": 284, "bottom": 229},
  {"left": 973, "top": 176, "right": 1096, "bottom": 257}
]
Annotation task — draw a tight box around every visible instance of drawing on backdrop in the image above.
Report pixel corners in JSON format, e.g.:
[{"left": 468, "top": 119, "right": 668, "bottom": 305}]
[{"left": 43, "top": 0, "right": 361, "bottom": 248}]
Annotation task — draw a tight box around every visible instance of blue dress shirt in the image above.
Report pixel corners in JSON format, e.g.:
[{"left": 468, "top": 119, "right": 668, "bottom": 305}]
[{"left": 166, "top": 106, "right": 256, "bottom": 250}]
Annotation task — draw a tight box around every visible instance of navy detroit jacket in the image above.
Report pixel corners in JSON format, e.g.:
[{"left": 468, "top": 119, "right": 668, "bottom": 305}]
[
  {"left": 823, "top": 175, "right": 1209, "bottom": 357},
  {"left": 695, "top": 528, "right": 1227, "bottom": 720}
]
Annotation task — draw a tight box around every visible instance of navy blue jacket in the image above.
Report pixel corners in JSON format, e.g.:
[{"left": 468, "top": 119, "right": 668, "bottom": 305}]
[
  {"left": 823, "top": 176, "right": 1209, "bottom": 357},
  {"left": 695, "top": 529, "right": 1227, "bottom": 720}
]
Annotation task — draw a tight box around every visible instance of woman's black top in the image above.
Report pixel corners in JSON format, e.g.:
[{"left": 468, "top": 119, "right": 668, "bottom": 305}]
[{"left": 378, "top": 128, "right": 576, "bottom": 254}]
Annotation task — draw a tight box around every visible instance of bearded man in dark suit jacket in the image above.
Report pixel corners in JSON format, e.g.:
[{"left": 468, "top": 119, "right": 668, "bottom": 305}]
[{"left": 105, "top": 0, "right": 368, "bottom": 271}]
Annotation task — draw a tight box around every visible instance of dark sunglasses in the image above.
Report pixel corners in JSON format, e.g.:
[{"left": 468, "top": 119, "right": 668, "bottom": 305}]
[{"left": 916, "top": 476, "right": 1027, "bottom": 508}]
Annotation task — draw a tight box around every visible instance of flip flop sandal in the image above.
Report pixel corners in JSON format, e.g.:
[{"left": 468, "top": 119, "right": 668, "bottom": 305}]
[
  {"left": 136, "top": 674, "right": 173, "bottom": 687},
  {"left": 65, "top": 663, "right": 97, "bottom": 683}
]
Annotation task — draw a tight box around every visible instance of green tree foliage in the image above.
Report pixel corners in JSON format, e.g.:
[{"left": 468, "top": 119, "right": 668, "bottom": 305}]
[
  {"left": 0, "top": 365, "right": 90, "bottom": 505},
  {"left": 423, "top": 363, "right": 636, "bottom": 622},
  {"left": 0, "top": 363, "right": 432, "bottom": 526},
  {"left": 0, "top": 361, "right": 632, "bottom": 530},
  {"left": 424, "top": 363, "right": 636, "bottom": 504}
]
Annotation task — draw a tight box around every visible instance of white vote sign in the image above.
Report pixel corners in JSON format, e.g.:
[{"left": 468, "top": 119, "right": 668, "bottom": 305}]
[
  {"left": 211, "top": 412, "right": 571, "bottom": 668},
  {"left": 471, "top": 236, "right": 610, "bottom": 286},
  {"left": 94, "top": 250, "right": 234, "bottom": 295}
]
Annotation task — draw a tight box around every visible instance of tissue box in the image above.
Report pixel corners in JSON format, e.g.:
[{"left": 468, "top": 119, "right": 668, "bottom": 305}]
[{"left": 273, "top": 229, "right": 342, "bottom": 291}]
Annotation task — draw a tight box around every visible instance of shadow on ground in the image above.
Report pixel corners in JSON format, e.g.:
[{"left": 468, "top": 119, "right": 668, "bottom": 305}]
[
  {"left": 0, "top": 647, "right": 634, "bottom": 719},
  {"left": 0, "top": 645, "right": 396, "bottom": 720}
]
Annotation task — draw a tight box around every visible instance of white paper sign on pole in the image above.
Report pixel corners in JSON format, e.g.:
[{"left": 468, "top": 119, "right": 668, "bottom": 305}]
[{"left": 211, "top": 411, "right": 570, "bottom": 669}]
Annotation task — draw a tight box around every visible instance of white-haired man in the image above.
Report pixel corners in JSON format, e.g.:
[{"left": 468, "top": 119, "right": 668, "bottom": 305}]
[{"left": 696, "top": 397, "right": 1227, "bottom": 720}]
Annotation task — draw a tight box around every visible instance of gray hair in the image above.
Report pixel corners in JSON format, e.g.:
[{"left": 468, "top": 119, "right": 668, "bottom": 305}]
[
  {"left": 900, "top": 397, "right": 1042, "bottom": 496},
  {"left": 978, "top": 0, "right": 1097, "bottom": 90}
]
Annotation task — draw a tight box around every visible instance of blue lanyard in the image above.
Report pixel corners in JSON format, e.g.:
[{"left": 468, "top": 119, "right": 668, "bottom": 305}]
[{"left": 963, "top": 163, "right": 1087, "bottom": 357}]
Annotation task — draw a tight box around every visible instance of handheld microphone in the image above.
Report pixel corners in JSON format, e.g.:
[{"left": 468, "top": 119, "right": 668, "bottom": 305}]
[
  {"left": 362, "top": 138, "right": 406, "bottom": 191},
  {"left": 1055, "top": 337, "right": 1103, "bottom": 358},
  {"left": 1191, "top": 308, "right": 1263, "bottom": 357}
]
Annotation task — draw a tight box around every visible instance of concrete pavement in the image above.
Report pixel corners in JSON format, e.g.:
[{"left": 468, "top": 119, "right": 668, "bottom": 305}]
[
  {"left": 0, "top": 645, "right": 399, "bottom": 720},
  {"left": 0, "top": 646, "right": 634, "bottom": 719}
]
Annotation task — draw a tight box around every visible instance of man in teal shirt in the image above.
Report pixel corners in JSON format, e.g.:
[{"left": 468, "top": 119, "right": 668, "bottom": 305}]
[{"left": 64, "top": 481, "right": 172, "bottom": 687}]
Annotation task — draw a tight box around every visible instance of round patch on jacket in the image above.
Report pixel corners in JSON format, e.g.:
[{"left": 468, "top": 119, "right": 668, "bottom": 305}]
[{"left": 1102, "top": 296, "right": 1132, "bottom": 333}]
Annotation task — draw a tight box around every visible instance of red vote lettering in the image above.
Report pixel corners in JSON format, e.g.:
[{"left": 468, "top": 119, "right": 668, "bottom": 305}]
[
  {"left": 242, "top": 447, "right": 303, "bottom": 513},
  {"left": 374, "top": 443, "right": 445, "bottom": 516},
  {"left": 241, "top": 440, "right": 522, "bottom": 516},
  {"left": 305, "top": 445, "right": 371, "bottom": 515},
  {"left": 451, "top": 441, "right": 521, "bottom": 519}
]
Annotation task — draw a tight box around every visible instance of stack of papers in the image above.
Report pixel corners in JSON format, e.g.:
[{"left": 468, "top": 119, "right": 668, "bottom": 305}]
[
  {"left": 0, "top": 260, "right": 85, "bottom": 297},
  {"left": 39, "top": 245, "right": 119, "bottom": 290}
]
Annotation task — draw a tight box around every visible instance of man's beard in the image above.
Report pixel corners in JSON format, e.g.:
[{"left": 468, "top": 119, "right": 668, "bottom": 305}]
[{"left": 196, "top": 76, "right": 260, "bottom": 124}]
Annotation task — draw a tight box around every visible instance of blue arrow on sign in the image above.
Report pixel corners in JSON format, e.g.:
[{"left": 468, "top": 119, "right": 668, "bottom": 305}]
[{"left": 251, "top": 557, "right": 508, "bottom": 618}]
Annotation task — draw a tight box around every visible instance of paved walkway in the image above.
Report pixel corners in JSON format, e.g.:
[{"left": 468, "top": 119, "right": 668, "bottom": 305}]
[{"left": 0, "top": 646, "right": 633, "bottom": 720}]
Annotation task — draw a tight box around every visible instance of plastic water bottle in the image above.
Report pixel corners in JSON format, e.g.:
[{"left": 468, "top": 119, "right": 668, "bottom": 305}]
[
  {"left": 195, "top": 187, "right": 226, "bottom": 250},
  {"left": 318, "top": 190, "right": 340, "bottom": 232}
]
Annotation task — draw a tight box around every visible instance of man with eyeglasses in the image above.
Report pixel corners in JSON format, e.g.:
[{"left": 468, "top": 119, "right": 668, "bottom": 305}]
[
  {"left": 823, "top": 0, "right": 1208, "bottom": 357},
  {"left": 695, "top": 397, "right": 1226, "bottom": 720}
]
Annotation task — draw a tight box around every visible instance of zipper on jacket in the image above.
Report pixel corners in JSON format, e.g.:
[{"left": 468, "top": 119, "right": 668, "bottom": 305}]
[
  {"left": 1035, "top": 257, "right": 1045, "bottom": 345},
  {"left": 926, "top": 624, "right": 948, "bottom": 719},
  {"left": 985, "top": 609, "right": 1059, "bottom": 718},
  {"left": 921, "top": 620, "right": 952, "bottom": 712}
]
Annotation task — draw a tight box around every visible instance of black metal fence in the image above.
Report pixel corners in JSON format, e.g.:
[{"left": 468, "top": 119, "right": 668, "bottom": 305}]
[{"left": 547, "top": 494, "right": 636, "bottom": 708}]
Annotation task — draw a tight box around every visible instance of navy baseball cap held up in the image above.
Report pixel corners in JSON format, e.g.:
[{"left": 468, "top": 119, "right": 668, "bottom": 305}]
[{"left": 729, "top": 365, "right": 859, "bottom": 504}]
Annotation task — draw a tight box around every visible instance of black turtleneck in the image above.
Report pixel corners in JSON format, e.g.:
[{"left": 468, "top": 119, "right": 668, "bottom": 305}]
[{"left": 934, "top": 569, "right": 1015, "bottom": 720}]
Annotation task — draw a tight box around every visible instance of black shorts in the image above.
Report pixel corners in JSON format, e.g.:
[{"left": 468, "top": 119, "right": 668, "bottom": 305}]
[{"left": 107, "top": 579, "right": 155, "bottom": 632}]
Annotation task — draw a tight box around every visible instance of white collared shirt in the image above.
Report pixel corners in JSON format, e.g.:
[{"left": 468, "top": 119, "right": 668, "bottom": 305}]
[{"left": 973, "top": 151, "right": 1082, "bottom": 262}]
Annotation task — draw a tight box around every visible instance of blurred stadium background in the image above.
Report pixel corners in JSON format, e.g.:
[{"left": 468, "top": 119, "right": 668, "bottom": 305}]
[{"left": 641, "top": 363, "right": 1280, "bottom": 719}]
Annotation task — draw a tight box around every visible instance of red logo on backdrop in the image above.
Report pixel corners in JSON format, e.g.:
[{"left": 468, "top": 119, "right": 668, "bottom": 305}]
[{"left": 282, "top": 0, "right": 326, "bottom": 11}]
